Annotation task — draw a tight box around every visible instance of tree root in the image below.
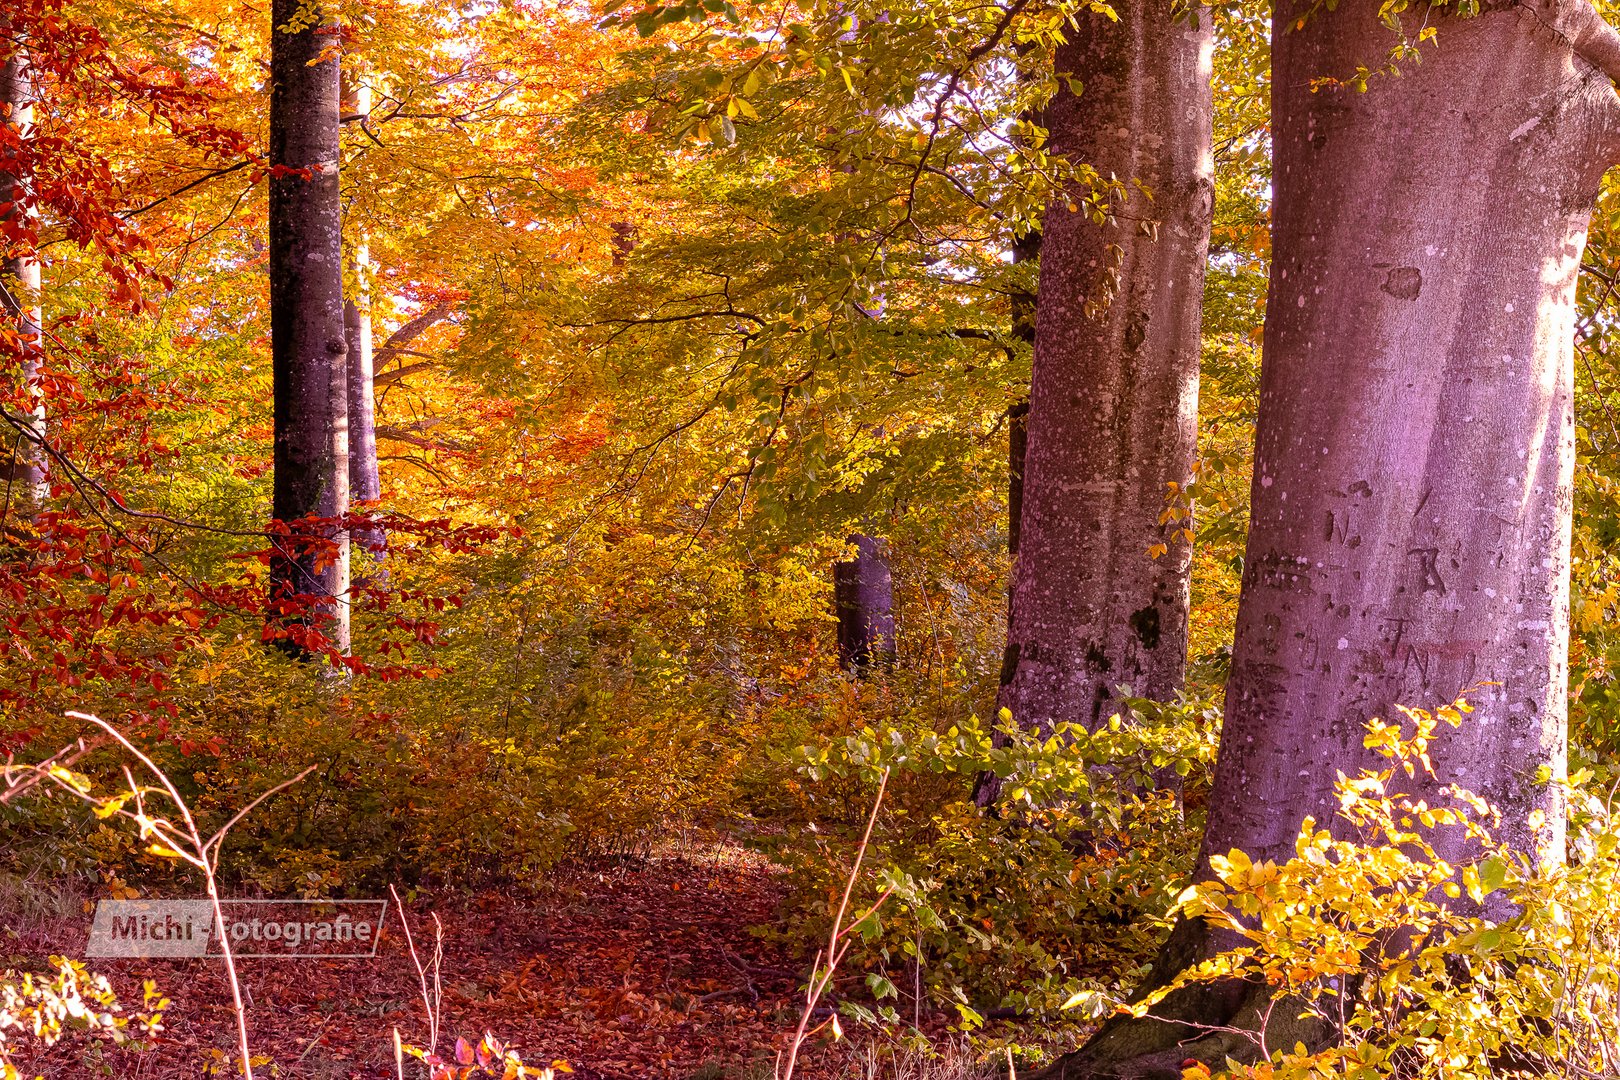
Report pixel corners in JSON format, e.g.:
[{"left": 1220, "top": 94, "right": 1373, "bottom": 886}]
[{"left": 1026, "top": 920, "right": 1334, "bottom": 1080}]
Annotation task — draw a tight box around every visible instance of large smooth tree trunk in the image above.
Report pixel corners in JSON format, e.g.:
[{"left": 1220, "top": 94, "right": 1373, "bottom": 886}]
[
  {"left": 0, "top": 38, "right": 46, "bottom": 515},
  {"left": 268, "top": 0, "right": 349, "bottom": 656},
  {"left": 342, "top": 70, "right": 383, "bottom": 580},
  {"left": 1033, "top": 5, "right": 1620, "bottom": 1076},
  {"left": 1206, "top": 0, "right": 1620, "bottom": 878},
  {"left": 988, "top": 0, "right": 1213, "bottom": 776},
  {"left": 834, "top": 534, "right": 896, "bottom": 672}
]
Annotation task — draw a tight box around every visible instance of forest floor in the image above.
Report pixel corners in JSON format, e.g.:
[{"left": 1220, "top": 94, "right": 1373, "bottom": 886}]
[{"left": 5, "top": 843, "right": 987, "bottom": 1080}]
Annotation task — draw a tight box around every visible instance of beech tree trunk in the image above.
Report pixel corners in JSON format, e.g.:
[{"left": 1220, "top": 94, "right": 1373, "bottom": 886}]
[
  {"left": 1033, "top": 4, "right": 1620, "bottom": 1076},
  {"left": 342, "top": 71, "right": 383, "bottom": 576},
  {"left": 0, "top": 40, "right": 46, "bottom": 513},
  {"left": 834, "top": 534, "right": 896, "bottom": 672},
  {"left": 994, "top": 0, "right": 1213, "bottom": 735},
  {"left": 269, "top": 0, "right": 348, "bottom": 655},
  {"left": 1206, "top": 0, "right": 1620, "bottom": 879}
]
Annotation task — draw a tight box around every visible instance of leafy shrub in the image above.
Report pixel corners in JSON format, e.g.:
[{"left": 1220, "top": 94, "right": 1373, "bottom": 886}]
[
  {"left": 756, "top": 691, "right": 1219, "bottom": 1022},
  {"left": 0, "top": 958, "right": 167, "bottom": 1076},
  {"left": 1117, "top": 700, "right": 1620, "bottom": 1079}
]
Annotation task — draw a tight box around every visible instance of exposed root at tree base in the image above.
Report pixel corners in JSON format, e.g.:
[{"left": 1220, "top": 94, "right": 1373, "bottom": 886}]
[{"left": 1026, "top": 920, "right": 1333, "bottom": 1080}]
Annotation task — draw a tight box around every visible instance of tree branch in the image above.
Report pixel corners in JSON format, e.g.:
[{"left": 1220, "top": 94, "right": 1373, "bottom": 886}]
[
  {"left": 375, "top": 301, "right": 454, "bottom": 371},
  {"left": 373, "top": 360, "right": 435, "bottom": 387},
  {"left": 122, "top": 160, "right": 257, "bottom": 219},
  {"left": 1521, "top": 0, "right": 1620, "bottom": 84}
]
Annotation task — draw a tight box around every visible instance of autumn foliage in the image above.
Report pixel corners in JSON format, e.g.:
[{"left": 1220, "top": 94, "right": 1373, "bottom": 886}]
[{"left": 4, "top": 0, "right": 1620, "bottom": 1078}]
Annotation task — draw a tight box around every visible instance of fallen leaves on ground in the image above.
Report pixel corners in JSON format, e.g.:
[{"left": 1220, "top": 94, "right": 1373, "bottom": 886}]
[{"left": 7, "top": 845, "right": 877, "bottom": 1079}]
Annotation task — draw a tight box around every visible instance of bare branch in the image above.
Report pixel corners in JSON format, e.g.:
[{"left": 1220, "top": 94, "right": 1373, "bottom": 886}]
[{"left": 376, "top": 302, "right": 454, "bottom": 371}]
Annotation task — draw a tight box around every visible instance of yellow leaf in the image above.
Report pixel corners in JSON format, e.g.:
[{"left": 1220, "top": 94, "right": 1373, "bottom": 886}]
[
  {"left": 94, "top": 792, "right": 132, "bottom": 819},
  {"left": 48, "top": 764, "right": 93, "bottom": 794}
]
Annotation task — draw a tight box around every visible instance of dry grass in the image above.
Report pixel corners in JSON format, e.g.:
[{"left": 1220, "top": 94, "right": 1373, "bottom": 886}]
[
  {"left": 0, "top": 868, "right": 94, "bottom": 945},
  {"left": 827, "top": 1038, "right": 1001, "bottom": 1080}
]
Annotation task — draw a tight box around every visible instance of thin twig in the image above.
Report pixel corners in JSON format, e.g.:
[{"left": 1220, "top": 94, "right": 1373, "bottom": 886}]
[
  {"left": 389, "top": 884, "right": 443, "bottom": 1055},
  {"left": 779, "top": 766, "right": 891, "bottom": 1080}
]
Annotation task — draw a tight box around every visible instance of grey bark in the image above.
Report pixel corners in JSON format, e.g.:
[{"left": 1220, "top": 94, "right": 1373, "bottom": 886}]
[
  {"left": 342, "top": 71, "right": 383, "bottom": 576},
  {"left": 1032, "top": 3, "right": 1620, "bottom": 1076},
  {"left": 1210, "top": 0, "right": 1620, "bottom": 885},
  {"left": 994, "top": 0, "right": 1214, "bottom": 738},
  {"left": 0, "top": 38, "right": 46, "bottom": 514},
  {"left": 834, "top": 534, "right": 896, "bottom": 671},
  {"left": 269, "top": 0, "right": 348, "bottom": 655}
]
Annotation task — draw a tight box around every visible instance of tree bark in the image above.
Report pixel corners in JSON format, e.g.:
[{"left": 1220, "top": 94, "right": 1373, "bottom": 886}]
[
  {"left": 342, "top": 69, "right": 383, "bottom": 579},
  {"left": 993, "top": 0, "right": 1214, "bottom": 740},
  {"left": 0, "top": 37, "right": 46, "bottom": 515},
  {"left": 834, "top": 534, "right": 896, "bottom": 672},
  {"left": 269, "top": 0, "right": 348, "bottom": 655},
  {"left": 1203, "top": 0, "right": 1620, "bottom": 882},
  {"left": 610, "top": 221, "right": 638, "bottom": 265},
  {"left": 1032, "top": 4, "right": 1620, "bottom": 1076}
]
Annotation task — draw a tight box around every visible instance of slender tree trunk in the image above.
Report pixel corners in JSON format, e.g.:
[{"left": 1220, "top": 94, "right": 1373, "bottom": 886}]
[
  {"left": 1006, "top": 399, "right": 1028, "bottom": 555},
  {"left": 986, "top": 0, "right": 1213, "bottom": 784},
  {"left": 325, "top": 326, "right": 350, "bottom": 655},
  {"left": 1033, "top": 5, "right": 1620, "bottom": 1076},
  {"left": 834, "top": 534, "right": 896, "bottom": 672},
  {"left": 0, "top": 38, "right": 46, "bottom": 515},
  {"left": 268, "top": 0, "right": 348, "bottom": 656},
  {"left": 342, "top": 70, "right": 383, "bottom": 581},
  {"left": 1006, "top": 227, "right": 1040, "bottom": 558}
]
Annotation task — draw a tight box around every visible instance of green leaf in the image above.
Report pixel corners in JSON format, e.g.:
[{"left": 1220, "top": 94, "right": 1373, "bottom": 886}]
[
  {"left": 866, "top": 973, "right": 898, "bottom": 1000},
  {"left": 1476, "top": 854, "right": 1509, "bottom": 895}
]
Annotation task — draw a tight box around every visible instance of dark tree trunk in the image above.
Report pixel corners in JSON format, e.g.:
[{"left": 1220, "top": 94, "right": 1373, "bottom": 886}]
[
  {"left": 1032, "top": 4, "right": 1620, "bottom": 1076},
  {"left": 1007, "top": 399, "right": 1029, "bottom": 556},
  {"left": 991, "top": 0, "right": 1214, "bottom": 762},
  {"left": 1006, "top": 227, "right": 1041, "bottom": 557},
  {"left": 268, "top": 0, "right": 348, "bottom": 655},
  {"left": 834, "top": 534, "right": 896, "bottom": 672},
  {"left": 0, "top": 38, "right": 45, "bottom": 514},
  {"left": 342, "top": 71, "right": 383, "bottom": 576},
  {"left": 610, "top": 222, "right": 638, "bottom": 265}
]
